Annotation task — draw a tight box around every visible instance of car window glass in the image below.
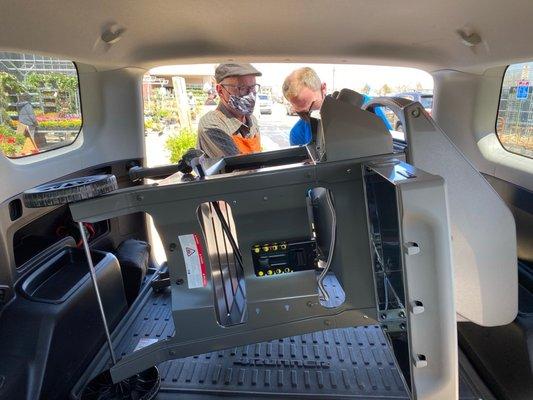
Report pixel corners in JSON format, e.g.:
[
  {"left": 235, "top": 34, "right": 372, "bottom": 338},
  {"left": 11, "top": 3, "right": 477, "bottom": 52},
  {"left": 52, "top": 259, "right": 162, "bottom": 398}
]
[
  {"left": 142, "top": 63, "right": 432, "bottom": 166},
  {"left": 497, "top": 62, "right": 533, "bottom": 158},
  {"left": 0, "top": 52, "right": 82, "bottom": 158}
]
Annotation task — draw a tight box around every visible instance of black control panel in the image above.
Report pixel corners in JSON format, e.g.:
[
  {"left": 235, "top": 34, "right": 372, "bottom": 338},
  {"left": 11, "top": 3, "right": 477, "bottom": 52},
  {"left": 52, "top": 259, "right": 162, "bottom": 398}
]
[{"left": 251, "top": 239, "right": 317, "bottom": 277}]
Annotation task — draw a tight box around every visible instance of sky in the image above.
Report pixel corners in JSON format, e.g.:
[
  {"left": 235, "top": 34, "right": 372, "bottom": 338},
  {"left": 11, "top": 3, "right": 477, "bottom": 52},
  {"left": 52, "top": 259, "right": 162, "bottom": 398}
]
[{"left": 150, "top": 63, "right": 434, "bottom": 96}]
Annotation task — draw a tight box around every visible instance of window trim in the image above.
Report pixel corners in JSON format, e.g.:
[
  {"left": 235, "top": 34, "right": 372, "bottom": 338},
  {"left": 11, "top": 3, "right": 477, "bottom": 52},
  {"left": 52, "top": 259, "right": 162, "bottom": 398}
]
[{"left": 1, "top": 58, "right": 84, "bottom": 160}]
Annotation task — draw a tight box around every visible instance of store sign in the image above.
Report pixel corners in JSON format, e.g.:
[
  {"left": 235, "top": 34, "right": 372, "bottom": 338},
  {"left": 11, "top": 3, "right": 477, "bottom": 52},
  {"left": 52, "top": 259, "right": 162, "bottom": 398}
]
[{"left": 516, "top": 80, "right": 529, "bottom": 100}]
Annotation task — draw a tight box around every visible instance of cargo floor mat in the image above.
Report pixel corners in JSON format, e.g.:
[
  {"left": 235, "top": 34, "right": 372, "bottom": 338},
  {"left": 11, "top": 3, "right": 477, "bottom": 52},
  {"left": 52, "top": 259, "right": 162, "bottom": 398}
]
[{"left": 79, "top": 275, "right": 479, "bottom": 399}]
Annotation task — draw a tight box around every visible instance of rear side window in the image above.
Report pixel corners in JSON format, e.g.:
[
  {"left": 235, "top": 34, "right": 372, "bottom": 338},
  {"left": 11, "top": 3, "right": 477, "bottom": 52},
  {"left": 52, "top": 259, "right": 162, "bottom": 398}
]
[
  {"left": 0, "top": 52, "right": 82, "bottom": 158},
  {"left": 496, "top": 62, "right": 533, "bottom": 158}
]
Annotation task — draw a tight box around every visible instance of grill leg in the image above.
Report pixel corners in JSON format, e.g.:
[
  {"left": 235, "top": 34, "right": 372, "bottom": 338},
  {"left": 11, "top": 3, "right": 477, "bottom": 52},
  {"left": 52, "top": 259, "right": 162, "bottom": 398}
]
[{"left": 78, "top": 221, "right": 117, "bottom": 365}]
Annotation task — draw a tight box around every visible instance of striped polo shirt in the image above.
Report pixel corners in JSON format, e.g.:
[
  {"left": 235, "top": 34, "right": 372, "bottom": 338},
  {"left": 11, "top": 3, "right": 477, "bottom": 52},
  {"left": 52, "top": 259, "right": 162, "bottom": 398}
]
[{"left": 197, "top": 103, "right": 260, "bottom": 158}]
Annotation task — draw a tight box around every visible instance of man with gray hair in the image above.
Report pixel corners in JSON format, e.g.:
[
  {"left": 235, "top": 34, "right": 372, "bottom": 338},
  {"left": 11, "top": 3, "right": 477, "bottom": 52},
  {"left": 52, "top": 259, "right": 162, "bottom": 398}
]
[
  {"left": 197, "top": 63, "right": 262, "bottom": 158},
  {"left": 282, "top": 67, "right": 392, "bottom": 146}
]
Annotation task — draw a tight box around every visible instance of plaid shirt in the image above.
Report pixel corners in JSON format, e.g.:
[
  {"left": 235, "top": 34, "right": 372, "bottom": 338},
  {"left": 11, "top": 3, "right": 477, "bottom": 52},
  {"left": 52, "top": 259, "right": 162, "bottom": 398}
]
[{"left": 197, "top": 103, "right": 260, "bottom": 158}]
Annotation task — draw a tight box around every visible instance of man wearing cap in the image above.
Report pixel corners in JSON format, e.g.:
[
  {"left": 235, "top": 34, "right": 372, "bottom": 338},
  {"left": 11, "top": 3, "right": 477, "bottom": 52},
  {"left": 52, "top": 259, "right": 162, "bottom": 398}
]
[{"left": 197, "top": 63, "right": 262, "bottom": 158}]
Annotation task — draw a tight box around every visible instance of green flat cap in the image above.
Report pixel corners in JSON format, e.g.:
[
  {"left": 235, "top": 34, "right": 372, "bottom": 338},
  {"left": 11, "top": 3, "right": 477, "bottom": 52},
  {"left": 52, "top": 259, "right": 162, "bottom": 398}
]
[{"left": 215, "top": 63, "right": 262, "bottom": 83}]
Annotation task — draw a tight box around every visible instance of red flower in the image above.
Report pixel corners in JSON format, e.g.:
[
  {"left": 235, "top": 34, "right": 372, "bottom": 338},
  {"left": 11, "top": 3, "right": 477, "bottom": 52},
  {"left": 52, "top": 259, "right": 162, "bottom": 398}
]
[
  {"left": 7, "top": 137, "right": 16, "bottom": 144},
  {"left": 0, "top": 135, "right": 4, "bottom": 142}
]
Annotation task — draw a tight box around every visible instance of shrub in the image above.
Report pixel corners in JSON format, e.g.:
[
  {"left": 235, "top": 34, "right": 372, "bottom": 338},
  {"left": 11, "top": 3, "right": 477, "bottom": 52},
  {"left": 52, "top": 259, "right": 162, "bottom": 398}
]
[
  {"left": 0, "top": 124, "right": 26, "bottom": 157},
  {"left": 144, "top": 118, "right": 164, "bottom": 133},
  {"left": 25, "top": 72, "right": 78, "bottom": 93},
  {"left": 144, "top": 118, "right": 161, "bottom": 132},
  {"left": 0, "top": 124, "right": 13, "bottom": 136},
  {"left": 165, "top": 127, "right": 198, "bottom": 163},
  {"left": 0, "top": 72, "right": 26, "bottom": 93},
  {"left": 38, "top": 118, "right": 82, "bottom": 129}
]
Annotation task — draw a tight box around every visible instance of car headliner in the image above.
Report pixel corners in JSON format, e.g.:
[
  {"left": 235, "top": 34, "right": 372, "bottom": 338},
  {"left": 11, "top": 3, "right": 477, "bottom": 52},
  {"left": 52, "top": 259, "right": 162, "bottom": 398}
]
[{"left": 0, "top": 0, "right": 532, "bottom": 73}]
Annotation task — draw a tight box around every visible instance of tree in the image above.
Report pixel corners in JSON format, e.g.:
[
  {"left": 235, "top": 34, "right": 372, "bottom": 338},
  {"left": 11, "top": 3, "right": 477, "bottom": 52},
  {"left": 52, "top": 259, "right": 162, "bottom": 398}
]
[
  {"left": 415, "top": 82, "right": 424, "bottom": 91},
  {"left": 360, "top": 83, "right": 371, "bottom": 95},
  {"left": 378, "top": 84, "right": 392, "bottom": 96},
  {"left": 394, "top": 84, "right": 409, "bottom": 93}
]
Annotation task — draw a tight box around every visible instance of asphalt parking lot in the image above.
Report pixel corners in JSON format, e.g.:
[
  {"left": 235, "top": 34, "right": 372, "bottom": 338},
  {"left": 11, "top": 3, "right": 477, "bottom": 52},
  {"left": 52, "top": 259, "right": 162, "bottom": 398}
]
[{"left": 256, "top": 102, "right": 299, "bottom": 151}]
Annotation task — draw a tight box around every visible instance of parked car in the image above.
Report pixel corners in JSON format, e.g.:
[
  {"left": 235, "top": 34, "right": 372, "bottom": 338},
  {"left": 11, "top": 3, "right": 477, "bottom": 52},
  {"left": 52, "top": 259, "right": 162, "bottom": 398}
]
[
  {"left": 394, "top": 91, "right": 433, "bottom": 112},
  {"left": 258, "top": 93, "right": 273, "bottom": 114},
  {"left": 391, "top": 91, "right": 433, "bottom": 130}
]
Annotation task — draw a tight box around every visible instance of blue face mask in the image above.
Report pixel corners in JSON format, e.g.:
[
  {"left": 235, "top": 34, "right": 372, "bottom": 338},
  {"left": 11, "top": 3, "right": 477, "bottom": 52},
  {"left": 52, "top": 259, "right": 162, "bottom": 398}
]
[{"left": 228, "top": 92, "right": 256, "bottom": 115}]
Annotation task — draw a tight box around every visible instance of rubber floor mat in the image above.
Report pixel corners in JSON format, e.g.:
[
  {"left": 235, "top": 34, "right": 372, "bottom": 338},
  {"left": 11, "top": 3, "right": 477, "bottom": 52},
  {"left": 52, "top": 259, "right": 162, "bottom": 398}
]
[{"left": 112, "top": 275, "right": 478, "bottom": 399}]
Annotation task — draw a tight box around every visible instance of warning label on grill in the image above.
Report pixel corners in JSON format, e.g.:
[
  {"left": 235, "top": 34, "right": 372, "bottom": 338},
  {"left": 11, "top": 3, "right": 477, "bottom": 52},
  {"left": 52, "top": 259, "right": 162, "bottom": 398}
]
[{"left": 178, "top": 233, "right": 207, "bottom": 289}]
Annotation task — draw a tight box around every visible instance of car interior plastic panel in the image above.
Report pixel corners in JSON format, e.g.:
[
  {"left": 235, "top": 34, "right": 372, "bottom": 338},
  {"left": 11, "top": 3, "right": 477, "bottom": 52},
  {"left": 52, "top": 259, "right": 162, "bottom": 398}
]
[
  {"left": 115, "top": 239, "right": 151, "bottom": 305},
  {"left": 363, "top": 160, "right": 458, "bottom": 400},
  {"left": 315, "top": 94, "right": 393, "bottom": 162},
  {"left": 404, "top": 102, "right": 517, "bottom": 327},
  {"left": 458, "top": 261, "right": 533, "bottom": 399},
  {"left": 365, "top": 97, "right": 518, "bottom": 327},
  {"left": 0, "top": 237, "right": 127, "bottom": 400}
]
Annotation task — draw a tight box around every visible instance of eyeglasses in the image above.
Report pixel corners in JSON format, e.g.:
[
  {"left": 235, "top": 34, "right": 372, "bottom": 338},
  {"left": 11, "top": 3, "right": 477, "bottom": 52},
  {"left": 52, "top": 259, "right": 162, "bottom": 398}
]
[
  {"left": 221, "top": 83, "right": 261, "bottom": 96},
  {"left": 296, "top": 100, "right": 316, "bottom": 122}
]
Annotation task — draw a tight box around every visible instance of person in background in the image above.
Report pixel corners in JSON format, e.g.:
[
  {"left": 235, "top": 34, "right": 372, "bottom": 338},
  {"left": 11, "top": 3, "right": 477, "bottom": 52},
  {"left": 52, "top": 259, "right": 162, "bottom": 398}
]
[
  {"left": 187, "top": 92, "right": 197, "bottom": 120},
  {"left": 197, "top": 63, "right": 262, "bottom": 158},
  {"left": 17, "top": 93, "right": 46, "bottom": 148},
  {"left": 204, "top": 89, "right": 217, "bottom": 106},
  {"left": 187, "top": 92, "right": 196, "bottom": 109},
  {"left": 282, "top": 67, "right": 392, "bottom": 146}
]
